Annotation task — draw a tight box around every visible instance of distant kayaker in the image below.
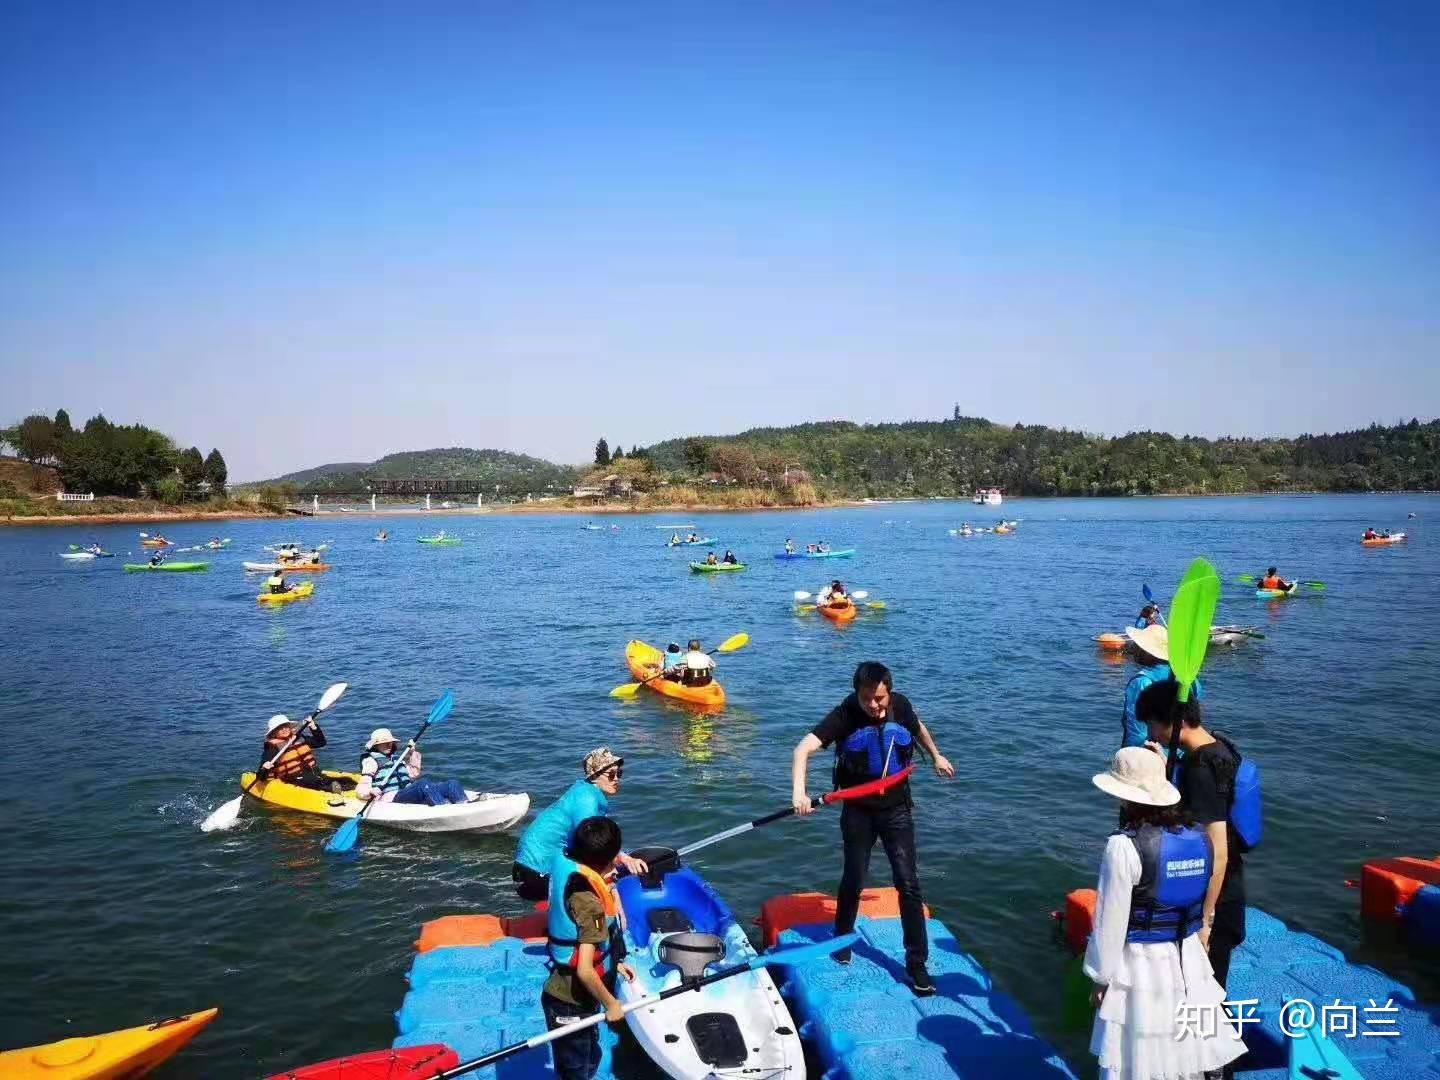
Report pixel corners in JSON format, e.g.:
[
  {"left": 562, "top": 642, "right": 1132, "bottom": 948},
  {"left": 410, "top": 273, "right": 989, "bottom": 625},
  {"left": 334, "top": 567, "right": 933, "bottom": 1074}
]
[
  {"left": 148, "top": 550, "right": 166, "bottom": 567},
  {"left": 1363, "top": 527, "right": 1378, "bottom": 540},
  {"left": 705, "top": 551, "right": 719, "bottom": 566},
  {"left": 784, "top": 538, "right": 796, "bottom": 554},
  {"left": 541, "top": 815, "right": 636, "bottom": 1080},
  {"left": 818, "top": 541, "right": 831, "bottom": 553},
  {"left": 512, "top": 748, "right": 648, "bottom": 903},
  {"left": 1134, "top": 604, "right": 1160, "bottom": 629},
  {"left": 790, "top": 661, "right": 955, "bottom": 996},
  {"left": 357, "top": 728, "right": 467, "bottom": 805},
  {"left": 266, "top": 571, "right": 289, "bottom": 595},
  {"left": 722, "top": 549, "right": 738, "bottom": 565},
  {"left": 377, "top": 530, "right": 388, "bottom": 541},
  {"left": 686, "top": 532, "right": 699, "bottom": 543},
  {"left": 257, "top": 713, "right": 335, "bottom": 791},
  {"left": 670, "top": 533, "right": 682, "bottom": 545},
  {"left": 680, "top": 639, "right": 716, "bottom": 687},
  {"left": 817, "top": 580, "right": 848, "bottom": 608},
  {"left": 1138, "top": 679, "right": 1253, "bottom": 993},
  {"left": 806, "top": 544, "right": 818, "bottom": 554},
  {"left": 1257, "top": 566, "right": 1291, "bottom": 591},
  {"left": 1120, "top": 625, "right": 1203, "bottom": 749},
  {"left": 1083, "top": 746, "right": 1246, "bottom": 1078}
]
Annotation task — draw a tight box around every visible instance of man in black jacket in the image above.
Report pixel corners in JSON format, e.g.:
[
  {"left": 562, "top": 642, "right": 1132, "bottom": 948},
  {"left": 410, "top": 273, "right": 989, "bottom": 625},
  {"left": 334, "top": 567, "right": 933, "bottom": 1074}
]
[{"left": 790, "top": 661, "right": 954, "bottom": 995}]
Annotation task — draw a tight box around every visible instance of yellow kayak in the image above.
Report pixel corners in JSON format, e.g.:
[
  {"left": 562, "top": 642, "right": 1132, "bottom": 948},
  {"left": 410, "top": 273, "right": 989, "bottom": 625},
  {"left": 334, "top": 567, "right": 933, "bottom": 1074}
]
[
  {"left": 256, "top": 582, "right": 315, "bottom": 604},
  {"left": 0, "top": 1008, "right": 217, "bottom": 1079}
]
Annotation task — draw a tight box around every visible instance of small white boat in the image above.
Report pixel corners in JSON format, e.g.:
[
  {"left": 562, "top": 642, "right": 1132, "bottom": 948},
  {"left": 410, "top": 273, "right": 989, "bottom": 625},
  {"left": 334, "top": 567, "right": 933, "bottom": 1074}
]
[{"left": 973, "top": 487, "right": 1004, "bottom": 506}]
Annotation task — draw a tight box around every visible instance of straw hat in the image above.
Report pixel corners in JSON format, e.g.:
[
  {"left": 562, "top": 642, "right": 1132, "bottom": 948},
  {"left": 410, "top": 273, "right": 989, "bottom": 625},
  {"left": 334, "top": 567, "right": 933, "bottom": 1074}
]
[
  {"left": 266, "top": 714, "right": 292, "bottom": 734},
  {"left": 1092, "top": 746, "right": 1181, "bottom": 807},
  {"left": 366, "top": 727, "right": 397, "bottom": 750},
  {"left": 1124, "top": 623, "right": 1170, "bottom": 662}
]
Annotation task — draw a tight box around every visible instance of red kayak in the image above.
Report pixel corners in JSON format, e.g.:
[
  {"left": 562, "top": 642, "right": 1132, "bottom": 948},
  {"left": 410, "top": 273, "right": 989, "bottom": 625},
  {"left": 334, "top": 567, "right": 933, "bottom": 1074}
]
[{"left": 269, "top": 1045, "right": 459, "bottom": 1079}]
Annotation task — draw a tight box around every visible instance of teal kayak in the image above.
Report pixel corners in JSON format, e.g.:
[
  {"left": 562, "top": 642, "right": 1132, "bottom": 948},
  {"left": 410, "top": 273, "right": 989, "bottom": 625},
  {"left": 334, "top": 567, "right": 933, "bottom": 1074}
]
[
  {"left": 690, "top": 562, "right": 746, "bottom": 573},
  {"left": 417, "top": 537, "right": 461, "bottom": 546},
  {"left": 668, "top": 537, "right": 716, "bottom": 547},
  {"left": 775, "top": 548, "right": 855, "bottom": 560},
  {"left": 123, "top": 562, "right": 210, "bottom": 573},
  {"left": 1255, "top": 584, "right": 1298, "bottom": 598}
]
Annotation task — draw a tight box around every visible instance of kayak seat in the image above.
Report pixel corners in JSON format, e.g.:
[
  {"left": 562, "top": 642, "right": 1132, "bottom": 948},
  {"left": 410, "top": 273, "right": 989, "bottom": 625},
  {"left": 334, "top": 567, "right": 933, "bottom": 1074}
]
[
  {"left": 656, "top": 931, "right": 726, "bottom": 983},
  {"left": 685, "top": 1011, "right": 747, "bottom": 1068}
]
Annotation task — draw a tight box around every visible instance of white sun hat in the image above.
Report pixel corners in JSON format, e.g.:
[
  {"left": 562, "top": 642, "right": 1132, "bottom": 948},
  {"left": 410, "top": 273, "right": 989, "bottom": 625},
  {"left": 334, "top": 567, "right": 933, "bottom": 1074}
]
[
  {"left": 1092, "top": 746, "right": 1181, "bottom": 807},
  {"left": 266, "top": 714, "right": 292, "bottom": 734},
  {"left": 1124, "top": 623, "right": 1170, "bottom": 662},
  {"left": 366, "top": 727, "right": 398, "bottom": 750}
]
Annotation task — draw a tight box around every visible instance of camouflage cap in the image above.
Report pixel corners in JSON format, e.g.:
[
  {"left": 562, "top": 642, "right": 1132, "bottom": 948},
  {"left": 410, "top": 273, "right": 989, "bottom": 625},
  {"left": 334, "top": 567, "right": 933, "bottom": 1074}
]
[{"left": 583, "top": 747, "right": 624, "bottom": 781}]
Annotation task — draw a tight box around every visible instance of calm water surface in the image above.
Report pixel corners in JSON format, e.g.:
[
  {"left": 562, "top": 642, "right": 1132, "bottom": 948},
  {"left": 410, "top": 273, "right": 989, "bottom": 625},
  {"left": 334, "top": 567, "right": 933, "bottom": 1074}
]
[{"left": 1, "top": 497, "right": 1436, "bottom": 1076}]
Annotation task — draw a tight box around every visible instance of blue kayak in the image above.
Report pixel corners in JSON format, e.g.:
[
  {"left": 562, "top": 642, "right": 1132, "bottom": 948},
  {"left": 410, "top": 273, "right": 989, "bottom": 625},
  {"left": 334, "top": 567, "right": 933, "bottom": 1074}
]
[
  {"left": 615, "top": 850, "right": 803, "bottom": 1078},
  {"left": 774, "top": 548, "right": 855, "bottom": 560}
]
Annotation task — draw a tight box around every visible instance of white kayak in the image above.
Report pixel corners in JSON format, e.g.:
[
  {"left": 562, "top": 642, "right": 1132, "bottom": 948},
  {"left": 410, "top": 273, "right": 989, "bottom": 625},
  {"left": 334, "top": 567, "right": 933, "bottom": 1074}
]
[
  {"left": 1210, "top": 625, "right": 1261, "bottom": 647},
  {"left": 61, "top": 551, "right": 98, "bottom": 560},
  {"left": 243, "top": 560, "right": 325, "bottom": 572},
  {"left": 615, "top": 850, "right": 803, "bottom": 1079},
  {"left": 239, "top": 771, "right": 530, "bottom": 833}
]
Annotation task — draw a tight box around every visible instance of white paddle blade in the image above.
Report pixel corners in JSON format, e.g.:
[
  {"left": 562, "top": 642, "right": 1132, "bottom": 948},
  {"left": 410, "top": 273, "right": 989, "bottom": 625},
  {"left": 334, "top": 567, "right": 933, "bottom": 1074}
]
[
  {"left": 851, "top": 590, "right": 869, "bottom": 600},
  {"left": 793, "top": 591, "right": 812, "bottom": 601},
  {"left": 200, "top": 796, "right": 243, "bottom": 832},
  {"left": 317, "top": 682, "right": 348, "bottom": 712}
]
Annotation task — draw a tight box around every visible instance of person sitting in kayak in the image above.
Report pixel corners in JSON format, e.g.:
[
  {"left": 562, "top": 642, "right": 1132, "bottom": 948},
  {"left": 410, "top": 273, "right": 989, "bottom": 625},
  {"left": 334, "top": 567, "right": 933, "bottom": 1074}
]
[
  {"left": 784, "top": 538, "right": 796, "bottom": 554},
  {"left": 148, "top": 550, "right": 166, "bottom": 567},
  {"left": 1134, "top": 604, "right": 1160, "bottom": 629},
  {"left": 662, "top": 642, "right": 685, "bottom": 680},
  {"left": 817, "top": 580, "right": 848, "bottom": 608},
  {"left": 680, "top": 638, "right": 716, "bottom": 687},
  {"left": 265, "top": 571, "right": 290, "bottom": 595},
  {"left": 670, "top": 533, "right": 682, "bottom": 545},
  {"left": 722, "top": 550, "right": 738, "bottom": 565},
  {"left": 258, "top": 713, "right": 343, "bottom": 791},
  {"left": 540, "top": 815, "right": 637, "bottom": 1080},
  {"left": 705, "top": 551, "right": 719, "bottom": 565},
  {"left": 686, "top": 532, "right": 699, "bottom": 543},
  {"left": 1257, "top": 567, "right": 1292, "bottom": 591},
  {"left": 512, "top": 748, "right": 647, "bottom": 902},
  {"left": 818, "top": 541, "right": 831, "bottom": 553},
  {"left": 358, "top": 728, "right": 468, "bottom": 806}
]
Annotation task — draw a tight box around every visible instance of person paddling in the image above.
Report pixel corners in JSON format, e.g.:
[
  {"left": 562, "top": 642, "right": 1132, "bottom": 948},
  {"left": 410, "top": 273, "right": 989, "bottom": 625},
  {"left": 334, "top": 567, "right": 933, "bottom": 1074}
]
[
  {"left": 817, "top": 580, "right": 848, "bottom": 608},
  {"left": 679, "top": 638, "right": 715, "bottom": 687},
  {"left": 784, "top": 538, "right": 796, "bottom": 555},
  {"left": 705, "top": 551, "right": 719, "bottom": 566},
  {"left": 722, "top": 549, "right": 738, "bottom": 565},
  {"left": 1363, "top": 527, "right": 1377, "bottom": 540},
  {"left": 358, "top": 727, "right": 468, "bottom": 805},
  {"left": 148, "top": 549, "right": 166, "bottom": 567},
  {"left": 1257, "top": 566, "right": 1291, "bottom": 591},
  {"left": 790, "top": 661, "right": 955, "bottom": 995},
  {"left": 512, "top": 749, "right": 647, "bottom": 902},
  {"left": 258, "top": 712, "right": 338, "bottom": 791},
  {"left": 540, "top": 816, "right": 637, "bottom": 1080},
  {"left": 1134, "top": 604, "right": 1160, "bottom": 629},
  {"left": 1120, "top": 625, "right": 1203, "bottom": 749},
  {"left": 266, "top": 570, "right": 290, "bottom": 595}
]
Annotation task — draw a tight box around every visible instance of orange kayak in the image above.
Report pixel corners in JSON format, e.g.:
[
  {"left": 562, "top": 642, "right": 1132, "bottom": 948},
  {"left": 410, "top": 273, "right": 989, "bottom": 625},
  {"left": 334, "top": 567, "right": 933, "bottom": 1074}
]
[
  {"left": 1360, "top": 533, "right": 1406, "bottom": 546},
  {"left": 819, "top": 598, "right": 858, "bottom": 623},
  {"left": 625, "top": 640, "right": 725, "bottom": 710},
  {"left": 1095, "top": 632, "right": 1127, "bottom": 651},
  {"left": 0, "top": 1008, "right": 217, "bottom": 1079},
  {"left": 139, "top": 539, "right": 171, "bottom": 548}
]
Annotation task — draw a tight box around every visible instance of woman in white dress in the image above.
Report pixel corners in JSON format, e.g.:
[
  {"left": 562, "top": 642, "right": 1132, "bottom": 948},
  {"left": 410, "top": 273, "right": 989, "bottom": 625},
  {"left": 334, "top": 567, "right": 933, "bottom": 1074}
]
[{"left": 1085, "top": 746, "right": 1246, "bottom": 1080}]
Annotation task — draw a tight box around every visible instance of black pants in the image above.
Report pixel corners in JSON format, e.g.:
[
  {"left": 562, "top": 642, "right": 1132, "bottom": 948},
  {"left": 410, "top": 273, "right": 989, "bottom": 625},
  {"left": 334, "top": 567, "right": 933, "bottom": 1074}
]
[
  {"left": 513, "top": 861, "right": 549, "bottom": 903},
  {"left": 1208, "top": 895, "right": 1247, "bottom": 989},
  {"left": 835, "top": 802, "right": 928, "bottom": 968},
  {"left": 541, "top": 991, "right": 602, "bottom": 1080}
]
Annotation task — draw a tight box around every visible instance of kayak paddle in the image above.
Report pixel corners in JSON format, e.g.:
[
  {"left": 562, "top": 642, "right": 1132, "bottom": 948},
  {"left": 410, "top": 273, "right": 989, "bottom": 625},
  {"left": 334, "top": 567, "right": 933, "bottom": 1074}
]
[
  {"left": 1164, "top": 558, "right": 1221, "bottom": 779},
  {"left": 200, "top": 682, "right": 349, "bottom": 832},
  {"left": 430, "top": 933, "right": 860, "bottom": 1079},
  {"left": 323, "top": 689, "right": 454, "bottom": 854},
  {"left": 1141, "top": 583, "right": 1170, "bottom": 628},
  {"left": 1235, "top": 574, "right": 1324, "bottom": 589},
  {"left": 609, "top": 634, "right": 748, "bottom": 699},
  {"left": 675, "top": 766, "right": 915, "bottom": 859}
]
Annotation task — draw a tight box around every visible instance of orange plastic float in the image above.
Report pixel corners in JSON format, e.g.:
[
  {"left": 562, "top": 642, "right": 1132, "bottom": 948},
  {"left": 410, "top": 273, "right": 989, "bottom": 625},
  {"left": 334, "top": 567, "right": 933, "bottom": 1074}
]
[
  {"left": 1359, "top": 856, "right": 1440, "bottom": 922},
  {"left": 757, "top": 887, "right": 929, "bottom": 949},
  {"left": 414, "top": 910, "right": 547, "bottom": 953}
]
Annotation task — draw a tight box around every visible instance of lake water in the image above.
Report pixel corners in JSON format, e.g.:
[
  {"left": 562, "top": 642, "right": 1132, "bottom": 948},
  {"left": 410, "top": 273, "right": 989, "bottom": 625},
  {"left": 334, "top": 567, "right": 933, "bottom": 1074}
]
[{"left": 1, "top": 496, "right": 1436, "bottom": 1077}]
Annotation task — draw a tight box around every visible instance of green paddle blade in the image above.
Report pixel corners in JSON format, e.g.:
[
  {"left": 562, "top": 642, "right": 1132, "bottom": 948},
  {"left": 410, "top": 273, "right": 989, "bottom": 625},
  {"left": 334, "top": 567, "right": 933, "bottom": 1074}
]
[{"left": 1168, "top": 558, "right": 1221, "bottom": 703}]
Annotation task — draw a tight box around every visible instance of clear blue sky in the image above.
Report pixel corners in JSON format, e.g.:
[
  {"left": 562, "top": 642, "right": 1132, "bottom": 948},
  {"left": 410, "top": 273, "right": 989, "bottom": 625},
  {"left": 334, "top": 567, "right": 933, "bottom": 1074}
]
[{"left": 2, "top": 1, "right": 1436, "bottom": 480}]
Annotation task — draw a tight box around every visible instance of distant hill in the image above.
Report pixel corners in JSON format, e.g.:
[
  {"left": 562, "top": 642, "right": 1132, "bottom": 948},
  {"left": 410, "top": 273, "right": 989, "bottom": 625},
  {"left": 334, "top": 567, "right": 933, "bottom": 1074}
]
[{"left": 243, "top": 448, "right": 579, "bottom": 495}]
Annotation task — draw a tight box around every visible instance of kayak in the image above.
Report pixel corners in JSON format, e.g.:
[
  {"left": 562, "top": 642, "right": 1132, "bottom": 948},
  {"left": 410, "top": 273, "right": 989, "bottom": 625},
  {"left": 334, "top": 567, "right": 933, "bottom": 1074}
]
[
  {"left": 243, "top": 561, "right": 332, "bottom": 572},
  {"left": 581, "top": 525, "right": 605, "bottom": 531},
  {"left": 690, "top": 562, "right": 746, "bottom": 573},
  {"left": 417, "top": 537, "right": 461, "bottom": 546},
  {"left": 774, "top": 548, "right": 855, "bottom": 559},
  {"left": 266, "top": 1045, "right": 460, "bottom": 1080},
  {"left": 818, "top": 597, "right": 858, "bottom": 623},
  {"left": 1209, "top": 625, "right": 1259, "bottom": 647},
  {"left": 1095, "top": 632, "right": 1127, "bottom": 651},
  {"left": 615, "top": 850, "right": 802, "bottom": 1079},
  {"left": 257, "top": 582, "right": 315, "bottom": 604},
  {"left": 238, "top": 771, "right": 529, "bottom": 833},
  {"left": 139, "top": 539, "right": 171, "bottom": 548},
  {"left": 667, "top": 537, "right": 716, "bottom": 546},
  {"left": 60, "top": 551, "right": 112, "bottom": 560},
  {"left": 1361, "top": 532, "right": 1407, "bottom": 546},
  {"left": 123, "top": 562, "right": 209, "bottom": 573},
  {"left": 1255, "top": 583, "right": 1299, "bottom": 598},
  {"left": 624, "top": 640, "right": 725, "bottom": 709},
  {"left": 0, "top": 1007, "right": 217, "bottom": 1079}
]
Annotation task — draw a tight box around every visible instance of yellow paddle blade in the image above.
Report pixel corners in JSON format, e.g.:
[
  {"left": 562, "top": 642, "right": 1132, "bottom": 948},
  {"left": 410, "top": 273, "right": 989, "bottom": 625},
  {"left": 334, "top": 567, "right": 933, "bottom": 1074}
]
[
  {"left": 865, "top": 601, "right": 887, "bottom": 610},
  {"left": 796, "top": 605, "right": 816, "bottom": 615},
  {"left": 609, "top": 683, "right": 643, "bottom": 699},
  {"left": 717, "top": 632, "right": 750, "bottom": 653}
]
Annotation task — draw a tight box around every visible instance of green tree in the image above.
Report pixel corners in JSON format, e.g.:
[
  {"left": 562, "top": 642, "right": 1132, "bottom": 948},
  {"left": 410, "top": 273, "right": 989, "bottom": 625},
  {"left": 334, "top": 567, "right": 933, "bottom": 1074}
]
[
  {"left": 14, "top": 414, "right": 58, "bottom": 464},
  {"left": 179, "top": 446, "right": 205, "bottom": 488},
  {"left": 594, "top": 437, "right": 610, "bottom": 466},
  {"left": 203, "top": 449, "right": 228, "bottom": 495},
  {"left": 54, "top": 408, "right": 73, "bottom": 437},
  {"left": 153, "top": 474, "right": 185, "bottom": 505},
  {"left": 682, "top": 437, "right": 710, "bottom": 473},
  {"left": 612, "top": 445, "right": 625, "bottom": 460}
]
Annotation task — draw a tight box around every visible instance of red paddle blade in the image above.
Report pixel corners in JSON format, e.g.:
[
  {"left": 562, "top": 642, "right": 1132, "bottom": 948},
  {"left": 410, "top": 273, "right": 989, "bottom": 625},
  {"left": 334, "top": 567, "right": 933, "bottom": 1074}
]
[{"left": 821, "top": 765, "right": 916, "bottom": 805}]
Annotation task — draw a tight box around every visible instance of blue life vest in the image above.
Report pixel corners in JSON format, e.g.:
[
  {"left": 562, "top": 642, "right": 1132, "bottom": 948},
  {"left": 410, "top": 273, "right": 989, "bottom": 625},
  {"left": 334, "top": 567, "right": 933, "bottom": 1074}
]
[
  {"left": 835, "top": 721, "right": 914, "bottom": 786},
  {"left": 1212, "top": 733, "right": 1262, "bottom": 852},
  {"left": 545, "top": 853, "right": 621, "bottom": 977},
  {"left": 1125, "top": 824, "right": 1210, "bottom": 944},
  {"left": 515, "top": 779, "right": 609, "bottom": 874},
  {"left": 363, "top": 750, "right": 409, "bottom": 794}
]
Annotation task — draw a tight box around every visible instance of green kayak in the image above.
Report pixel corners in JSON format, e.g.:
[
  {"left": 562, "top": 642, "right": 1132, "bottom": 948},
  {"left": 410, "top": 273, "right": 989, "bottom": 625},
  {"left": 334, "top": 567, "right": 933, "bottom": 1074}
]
[
  {"left": 690, "top": 562, "right": 746, "bottom": 573},
  {"left": 417, "top": 537, "right": 462, "bottom": 546},
  {"left": 123, "top": 562, "right": 210, "bottom": 573}
]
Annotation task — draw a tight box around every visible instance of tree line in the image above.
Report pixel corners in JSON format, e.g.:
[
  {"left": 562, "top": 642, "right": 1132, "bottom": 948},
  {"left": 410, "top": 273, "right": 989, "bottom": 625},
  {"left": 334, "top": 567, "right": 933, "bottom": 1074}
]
[{"left": 2, "top": 409, "right": 228, "bottom": 503}]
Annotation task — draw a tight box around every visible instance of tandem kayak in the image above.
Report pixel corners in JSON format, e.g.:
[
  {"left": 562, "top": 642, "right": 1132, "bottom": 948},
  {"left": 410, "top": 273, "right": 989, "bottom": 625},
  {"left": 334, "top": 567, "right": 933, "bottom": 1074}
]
[
  {"left": 267, "top": 1045, "right": 460, "bottom": 1080},
  {"left": 818, "top": 597, "right": 858, "bottom": 623},
  {"left": 625, "top": 640, "right": 725, "bottom": 710},
  {"left": 0, "top": 1007, "right": 217, "bottom": 1079},
  {"left": 667, "top": 537, "right": 716, "bottom": 547},
  {"left": 690, "top": 562, "right": 746, "bottom": 573},
  {"left": 243, "top": 561, "right": 332, "bottom": 572},
  {"left": 238, "top": 771, "right": 529, "bottom": 834},
  {"left": 417, "top": 537, "right": 461, "bottom": 546},
  {"left": 256, "top": 582, "right": 315, "bottom": 604},
  {"left": 775, "top": 548, "right": 855, "bottom": 559},
  {"left": 1361, "top": 532, "right": 1407, "bottom": 546},
  {"left": 615, "top": 850, "right": 803, "bottom": 1080},
  {"left": 123, "top": 562, "right": 209, "bottom": 573}
]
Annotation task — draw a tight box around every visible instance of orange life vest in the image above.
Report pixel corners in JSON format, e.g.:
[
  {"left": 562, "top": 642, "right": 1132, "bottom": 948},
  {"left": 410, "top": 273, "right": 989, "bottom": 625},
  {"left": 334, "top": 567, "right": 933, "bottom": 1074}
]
[
  {"left": 269, "top": 740, "right": 319, "bottom": 781},
  {"left": 546, "top": 861, "right": 621, "bottom": 979},
  {"left": 1261, "top": 575, "right": 1282, "bottom": 590}
]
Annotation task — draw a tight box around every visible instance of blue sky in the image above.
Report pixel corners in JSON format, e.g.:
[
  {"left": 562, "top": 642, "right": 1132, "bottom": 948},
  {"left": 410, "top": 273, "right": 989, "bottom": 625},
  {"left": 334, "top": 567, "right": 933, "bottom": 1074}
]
[{"left": 2, "top": 2, "right": 1436, "bottom": 480}]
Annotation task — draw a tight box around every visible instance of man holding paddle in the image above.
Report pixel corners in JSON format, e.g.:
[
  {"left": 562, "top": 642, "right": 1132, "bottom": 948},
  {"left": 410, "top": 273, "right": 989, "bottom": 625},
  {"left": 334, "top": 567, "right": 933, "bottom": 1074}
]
[{"left": 790, "top": 661, "right": 954, "bottom": 996}]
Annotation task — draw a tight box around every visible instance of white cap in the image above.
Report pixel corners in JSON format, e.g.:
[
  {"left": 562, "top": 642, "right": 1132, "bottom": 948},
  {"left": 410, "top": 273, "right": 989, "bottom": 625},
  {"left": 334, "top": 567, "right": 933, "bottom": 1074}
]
[
  {"left": 266, "top": 714, "right": 291, "bottom": 734},
  {"left": 1092, "top": 746, "right": 1181, "bottom": 807},
  {"left": 366, "top": 727, "right": 397, "bottom": 750}
]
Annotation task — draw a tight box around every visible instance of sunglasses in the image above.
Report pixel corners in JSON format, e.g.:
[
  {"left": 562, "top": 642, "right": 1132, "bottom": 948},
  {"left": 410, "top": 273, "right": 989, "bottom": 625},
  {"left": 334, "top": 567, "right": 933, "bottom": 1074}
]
[{"left": 605, "top": 767, "right": 623, "bottom": 780}]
